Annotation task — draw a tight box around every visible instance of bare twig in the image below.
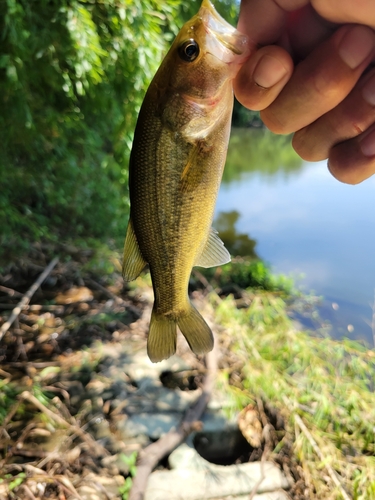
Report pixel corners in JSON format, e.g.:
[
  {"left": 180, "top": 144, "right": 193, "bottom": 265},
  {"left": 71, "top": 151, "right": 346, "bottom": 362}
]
[
  {"left": 248, "top": 462, "right": 266, "bottom": 500},
  {"left": 0, "top": 285, "right": 23, "bottom": 298},
  {"left": 256, "top": 397, "right": 275, "bottom": 461},
  {"left": 0, "top": 399, "right": 23, "bottom": 438},
  {"left": 19, "top": 391, "right": 109, "bottom": 458},
  {"left": 0, "top": 304, "right": 65, "bottom": 312},
  {"left": 85, "top": 277, "right": 141, "bottom": 316},
  {"left": 128, "top": 345, "right": 218, "bottom": 500},
  {"left": 20, "top": 484, "right": 37, "bottom": 500},
  {"left": 3, "top": 361, "right": 61, "bottom": 370},
  {"left": 0, "top": 257, "right": 59, "bottom": 341}
]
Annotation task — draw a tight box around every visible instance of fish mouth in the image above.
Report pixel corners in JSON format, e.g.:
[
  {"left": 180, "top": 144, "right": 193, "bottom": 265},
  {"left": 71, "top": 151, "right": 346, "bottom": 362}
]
[{"left": 199, "top": 0, "right": 250, "bottom": 65}]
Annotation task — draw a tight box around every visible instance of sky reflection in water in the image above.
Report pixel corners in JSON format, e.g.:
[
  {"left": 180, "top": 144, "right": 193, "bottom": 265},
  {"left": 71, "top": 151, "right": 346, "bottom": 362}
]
[{"left": 215, "top": 130, "right": 375, "bottom": 344}]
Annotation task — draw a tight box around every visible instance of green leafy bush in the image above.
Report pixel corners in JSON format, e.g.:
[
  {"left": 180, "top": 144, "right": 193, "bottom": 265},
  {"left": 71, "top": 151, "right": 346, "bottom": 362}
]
[
  {"left": 0, "top": 0, "right": 239, "bottom": 263},
  {"left": 0, "top": 0, "right": 181, "bottom": 259},
  {"left": 199, "top": 259, "right": 294, "bottom": 294}
]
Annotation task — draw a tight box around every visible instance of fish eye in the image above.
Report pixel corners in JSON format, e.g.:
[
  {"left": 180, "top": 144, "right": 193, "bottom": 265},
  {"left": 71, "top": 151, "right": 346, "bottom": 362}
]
[{"left": 178, "top": 39, "right": 199, "bottom": 62}]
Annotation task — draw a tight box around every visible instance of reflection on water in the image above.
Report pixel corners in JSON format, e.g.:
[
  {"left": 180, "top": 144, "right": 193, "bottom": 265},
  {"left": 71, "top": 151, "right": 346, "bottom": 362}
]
[
  {"left": 215, "top": 211, "right": 258, "bottom": 259},
  {"left": 216, "top": 128, "right": 375, "bottom": 344},
  {"left": 222, "top": 128, "right": 302, "bottom": 184}
]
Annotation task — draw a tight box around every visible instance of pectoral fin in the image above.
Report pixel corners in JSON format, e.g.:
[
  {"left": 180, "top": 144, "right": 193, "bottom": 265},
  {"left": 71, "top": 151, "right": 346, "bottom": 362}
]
[
  {"left": 122, "top": 217, "right": 147, "bottom": 281},
  {"left": 194, "top": 228, "right": 231, "bottom": 268}
]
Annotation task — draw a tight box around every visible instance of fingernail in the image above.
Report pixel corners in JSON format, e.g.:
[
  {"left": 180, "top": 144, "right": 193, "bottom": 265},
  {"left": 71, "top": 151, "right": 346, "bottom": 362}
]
[
  {"left": 253, "top": 55, "right": 288, "bottom": 89},
  {"left": 338, "top": 26, "right": 374, "bottom": 70},
  {"left": 362, "top": 74, "right": 375, "bottom": 106},
  {"left": 360, "top": 129, "right": 375, "bottom": 157}
]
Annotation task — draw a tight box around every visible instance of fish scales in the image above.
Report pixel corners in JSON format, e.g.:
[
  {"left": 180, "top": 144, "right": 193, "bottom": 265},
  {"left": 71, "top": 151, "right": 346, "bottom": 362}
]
[{"left": 123, "top": 0, "right": 249, "bottom": 362}]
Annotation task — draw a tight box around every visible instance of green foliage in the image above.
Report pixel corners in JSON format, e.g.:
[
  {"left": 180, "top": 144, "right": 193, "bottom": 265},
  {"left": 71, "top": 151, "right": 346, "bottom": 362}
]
[
  {"left": 0, "top": 473, "right": 27, "bottom": 492},
  {"left": 200, "top": 258, "right": 294, "bottom": 294},
  {"left": 178, "top": 0, "right": 238, "bottom": 26},
  {"left": 232, "top": 98, "right": 262, "bottom": 128},
  {"left": 118, "top": 452, "right": 138, "bottom": 500},
  {"left": 0, "top": 0, "right": 181, "bottom": 259},
  {"left": 0, "top": 379, "right": 19, "bottom": 425}
]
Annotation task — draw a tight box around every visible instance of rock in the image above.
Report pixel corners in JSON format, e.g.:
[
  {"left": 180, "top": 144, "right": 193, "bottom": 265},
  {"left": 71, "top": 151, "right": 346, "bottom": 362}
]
[
  {"left": 168, "top": 444, "right": 206, "bottom": 470},
  {"left": 124, "top": 352, "right": 193, "bottom": 388},
  {"left": 145, "top": 459, "right": 289, "bottom": 500},
  {"left": 159, "top": 444, "right": 290, "bottom": 500},
  {"left": 202, "top": 493, "right": 289, "bottom": 500},
  {"left": 118, "top": 412, "right": 181, "bottom": 440}
]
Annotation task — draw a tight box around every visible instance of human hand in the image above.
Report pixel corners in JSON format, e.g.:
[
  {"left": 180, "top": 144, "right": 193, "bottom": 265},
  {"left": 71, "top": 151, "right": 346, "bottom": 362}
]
[{"left": 234, "top": 0, "right": 375, "bottom": 184}]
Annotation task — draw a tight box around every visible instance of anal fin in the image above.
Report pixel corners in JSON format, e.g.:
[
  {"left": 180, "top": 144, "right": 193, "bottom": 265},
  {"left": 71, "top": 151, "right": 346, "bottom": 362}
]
[
  {"left": 194, "top": 228, "right": 231, "bottom": 268},
  {"left": 122, "top": 217, "right": 147, "bottom": 281}
]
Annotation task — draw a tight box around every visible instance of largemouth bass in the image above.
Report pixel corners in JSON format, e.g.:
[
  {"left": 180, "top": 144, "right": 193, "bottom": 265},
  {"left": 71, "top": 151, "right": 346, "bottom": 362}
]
[{"left": 122, "top": 0, "right": 249, "bottom": 362}]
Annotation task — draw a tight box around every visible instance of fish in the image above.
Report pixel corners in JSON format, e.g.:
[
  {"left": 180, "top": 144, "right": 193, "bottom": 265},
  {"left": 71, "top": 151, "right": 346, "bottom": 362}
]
[{"left": 122, "top": 0, "right": 249, "bottom": 362}]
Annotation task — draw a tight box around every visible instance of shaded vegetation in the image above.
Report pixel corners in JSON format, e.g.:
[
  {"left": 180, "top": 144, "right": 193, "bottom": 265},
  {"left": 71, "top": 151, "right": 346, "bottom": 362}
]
[
  {"left": 223, "top": 128, "right": 303, "bottom": 184},
  {"left": 199, "top": 258, "right": 294, "bottom": 295},
  {"left": 1, "top": 0, "right": 182, "bottom": 257},
  {"left": 0, "top": 0, "right": 238, "bottom": 263}
]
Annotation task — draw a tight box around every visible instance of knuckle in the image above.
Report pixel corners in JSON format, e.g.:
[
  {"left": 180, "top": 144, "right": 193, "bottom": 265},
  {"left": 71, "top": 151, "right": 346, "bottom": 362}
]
[
  {"left": 309, "top": 70, "right": 342, "bottom": 102},
  {"left": 292, "top": 132, "right": 325, "bottom": 162},
  {"left": 328, "top": 151, "right": 363, "bottom": 185},
  {"left": 260, "top": 108, "right": 291, "bottom": 134}
]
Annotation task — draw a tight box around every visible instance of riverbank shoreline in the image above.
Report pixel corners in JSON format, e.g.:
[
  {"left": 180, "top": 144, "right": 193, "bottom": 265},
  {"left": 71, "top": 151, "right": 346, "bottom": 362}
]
[{"left": 0, "top": 244, "right": 374, "bottom": 499}]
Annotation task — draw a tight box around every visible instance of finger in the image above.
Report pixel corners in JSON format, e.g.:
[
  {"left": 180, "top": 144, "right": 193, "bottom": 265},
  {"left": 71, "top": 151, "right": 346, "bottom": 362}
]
[
  {"left": 260, "top": 25, "right": 375, "bottom": 134},
  {"left": 234, "top": 46, "right": 293, "bottom": 111},
  {"left": 312, "top": 0, "right": 375, "bottom": 28},
  {"left": 237, "top": 0, "right": 309, "bottom": 45},
  {"left": 328, "top": 124, "right": 375, "bottom": 184},
  {"left": 285, "top": 4, "right": 337, "bottom": 60},
  {"left": 293, "top": 68, "right": 375, "bottom": 161}
]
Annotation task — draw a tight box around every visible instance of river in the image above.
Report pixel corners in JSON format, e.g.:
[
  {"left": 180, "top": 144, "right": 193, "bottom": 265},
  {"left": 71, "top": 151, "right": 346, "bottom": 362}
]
[{"left": 215, "top": 128, "right": 375, "bottom": 344}]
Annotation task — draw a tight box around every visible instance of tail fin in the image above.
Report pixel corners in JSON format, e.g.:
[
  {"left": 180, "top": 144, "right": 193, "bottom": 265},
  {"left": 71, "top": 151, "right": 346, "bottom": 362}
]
[
  {"left": 148, "top": 309, "right": 177, "bottom": 363},
  {"left": 147, "top": 303, "right": 214, "bottom": 363},
  {"left": 178, "top": 304, "right": 214, "bottom": 356}
]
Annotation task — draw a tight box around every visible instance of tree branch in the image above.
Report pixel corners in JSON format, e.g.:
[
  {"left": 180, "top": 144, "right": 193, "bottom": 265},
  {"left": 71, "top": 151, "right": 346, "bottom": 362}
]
[
  {"left": 0, "top": 257, "right": 59, "bottom": 342},
  {"left": 129, "top": 345, "right": 218, "bottom": 500}
]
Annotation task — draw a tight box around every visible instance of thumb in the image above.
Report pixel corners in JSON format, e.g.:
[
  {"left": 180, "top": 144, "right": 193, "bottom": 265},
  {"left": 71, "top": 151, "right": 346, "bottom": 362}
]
[{"left": 234, "top": 0, "right": 301, "bottom": 111}]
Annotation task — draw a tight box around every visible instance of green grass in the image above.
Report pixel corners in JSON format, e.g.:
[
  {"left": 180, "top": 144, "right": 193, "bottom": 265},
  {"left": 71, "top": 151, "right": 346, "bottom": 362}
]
[{"left": 213, "top": 291, "right": 375, "bottom": 499}]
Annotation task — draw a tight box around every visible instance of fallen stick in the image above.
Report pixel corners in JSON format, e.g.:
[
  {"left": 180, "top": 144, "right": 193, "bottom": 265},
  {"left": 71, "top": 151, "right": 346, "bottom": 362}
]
[
  {"left": 85, "top": 277, "right": 141, "bottom": 317},
  {"left": 0, "top": 285, "right": 23, "bottom": 298},
  {"left": 128, "top": 345, "right": 218, "bottom": 500},
  {"left": 19, "top": 391, "right": 109, "bottom": 458},
  {"left": 0, "top": 304, "right": 65, "bottom": 313},
  {"left": 0, "top": 257, "right": 59, "bottom": 342}
]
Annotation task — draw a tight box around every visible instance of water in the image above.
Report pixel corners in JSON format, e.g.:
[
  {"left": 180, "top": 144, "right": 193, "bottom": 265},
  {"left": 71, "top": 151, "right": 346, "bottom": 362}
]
[{"left": 215, "top": 128, "right": 375, "bottom": 344}]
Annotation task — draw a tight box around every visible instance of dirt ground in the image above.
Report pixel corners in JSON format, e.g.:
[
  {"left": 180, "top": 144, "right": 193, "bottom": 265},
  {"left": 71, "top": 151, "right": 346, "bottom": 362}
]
[{"left": 0, "top": 246, "right": 307, "bottom": 499}]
